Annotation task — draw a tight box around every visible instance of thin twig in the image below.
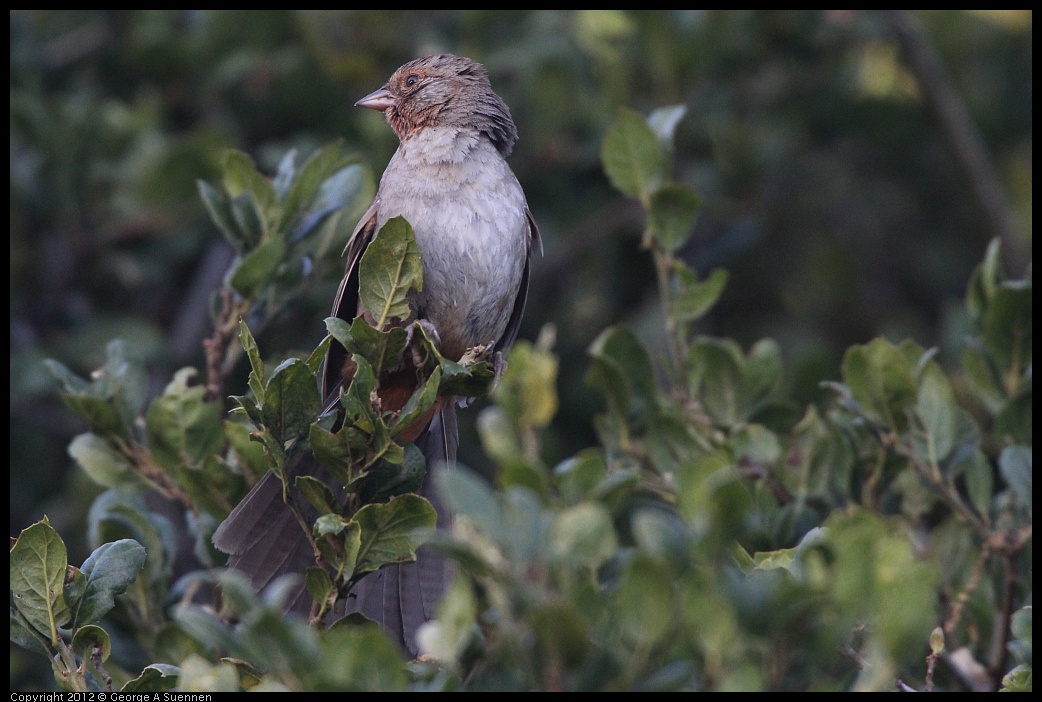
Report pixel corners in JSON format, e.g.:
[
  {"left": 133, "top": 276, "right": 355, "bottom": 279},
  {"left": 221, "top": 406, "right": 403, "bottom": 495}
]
[
  {"left": 884, "top": 10, "right": 1027, "bottom": 274},
  {"left": 129, "top": 442, "right": 194, "bottom": 509},
  {"left": 203, "top": 287, "right": 244, "bottom": 403},
  {"left": 945, "top": 541, "right": 990, "bottom": 636},
  {"left": 987, "top": 550, "right": 1018, "bottom": 689}
]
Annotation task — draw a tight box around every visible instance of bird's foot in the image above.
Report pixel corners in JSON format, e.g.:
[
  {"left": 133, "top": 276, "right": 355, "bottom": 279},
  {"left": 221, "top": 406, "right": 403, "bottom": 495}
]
[
  {"left": 458, "top": 341, "right": 495, "bottom": 367},
  {"left": 403, "top": 319, "right": 442, "bottom": 368}
]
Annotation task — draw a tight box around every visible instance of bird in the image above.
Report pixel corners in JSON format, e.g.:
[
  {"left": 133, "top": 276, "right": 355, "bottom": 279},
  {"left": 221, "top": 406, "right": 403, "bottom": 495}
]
[{"left": 213, "top": 54, "right": 540, "bottom": 657}]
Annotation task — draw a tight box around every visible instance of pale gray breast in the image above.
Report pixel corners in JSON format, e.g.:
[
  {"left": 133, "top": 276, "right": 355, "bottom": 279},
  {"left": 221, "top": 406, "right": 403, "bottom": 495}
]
[{"left": 376, "top": 127, "right": 529, "bottom": 360}]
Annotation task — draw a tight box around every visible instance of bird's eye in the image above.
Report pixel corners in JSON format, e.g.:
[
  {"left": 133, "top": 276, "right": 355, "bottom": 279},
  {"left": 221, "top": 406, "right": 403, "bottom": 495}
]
[{"left": 405, "top": 74, "right": 420, "bottom": 88}]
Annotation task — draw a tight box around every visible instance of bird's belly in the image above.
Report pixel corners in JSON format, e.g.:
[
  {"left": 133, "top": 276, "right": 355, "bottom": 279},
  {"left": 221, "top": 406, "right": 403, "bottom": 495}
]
[{"left": 377, "top": 169, "right": 527, "bottom": 360}]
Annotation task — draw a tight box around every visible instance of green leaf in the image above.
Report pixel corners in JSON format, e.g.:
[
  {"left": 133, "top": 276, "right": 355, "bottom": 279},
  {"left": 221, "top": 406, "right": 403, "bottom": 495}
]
[
  {"left": 315, "top": 513, "right": 350, "bottom": 537},
  {"left": 121, "top": 664, "right": 180, "bottom": 693},
  {"left": 346, "top": 444, "right": 426, "bottom": 504},
  {"left": 1000, "top": 665, "right": 1032, "bottom": 693},
  {"left": 72, "top": 623, "right": 111, "bottom": 662},
  {"left": 145, "top": 368, "right": 224, "bottom": 474},
  {"left": 153, "top": 623, "right": 206, "bottom": 669},
  {"left": 45, "top": 347, "right": 141, "bottom": 439},
  {"left": 10, "top": 520, "right": 69, "bottom": 643},
  {"left": 342, "top": 354, "right": 379, "bottom": 431},
  {"left": 414, "top": 577, "right": 478, "bottom": 662},
  {"left": 437, "top": 357, "right": 496, "bottom": 398},
  {"left": 230, "top": 393, "right": 263, "bottom": 428},
  {"left": 10, "top": 608, "right": 52, "bottom": 656},
  {"left": 338, "top": 521, "right": 362, "bottom": 585},
  {"left": 549, "top": 502, "right": 617, "bottom": 568},
  {"left": 230, "top": 236, "right": 286, "bottom": 298},
  {"left": 930, "top": 625, "right": 946, "bottom": 655},
  {"left": 529, "top": 600, "right": 592, "bottom": 671},
  {"left": 262, "top": 358, "right": 321, "bottom": 445},
  {"left": 602, "top": 107, "right": 665, "bottom": 202},
  {"left": 175, "top": 654, "right": 242, "bottom": 692},
  {"left": 646, "top": 410, "right": 704, "bottom": 476},
  {"left": 295, "top": 475, "right": 338, "bottom": 515},
  {"left": 305, "top": 567, "right": 336, "bottom": 611},
  {"left": 99, "top": 339, "right": 148, "bottom": 427},
  {"left": 554, "top": 450, "right": 608, "bottom": 505},
  {"left": 230, "top": 192, "right": 265, "bottom": 250},
  {"left": 477, "top": 406, "right": 523, "bottom": 476},
  {"left": 317, "top": 623, "right": 406, "bottom": 691},
  {"left": 305, "top": 334, "right": 332, "bottom": 377},
  {"left": 999, "top": 446, "right": 1031, "bottom": 511},
  {"left": 309, "top": 164, "right": 372, "bottom": 237},
  {"left": 437, "top": 467, "right": 503, "bottom": 543},
  {"left": 222, "top": 149, "right": 277, "bottom": 234},
  {"left": 637, "top": 661, "right": 699, "bottom": 692},
  {"left": 325, "top": 317, "right": 353, "bottom": 349},
  {"left": 632, "top": 507, "right": 690, "bottom": 565},
  {"left": 328, "top": 316, "right": 409, "bottom": 377},
  {"left": 673, "top": 264, "right": 728, "bottom": 322},
  {"left": 239, "top": 319, "right": 265, "bottom": 402},
  {"left": 827, "top": 511, "right": 938, "bottom": 661},
  {"left": 252, "top": 428, "right": 288, "bottom": 478},
  {"left": 687, "top": 338, "right": 744, "bottom": 426},
  {"left": 982, "top": 282, "right": 1032, "bottom": 376},
  {"left": 277, "top": 141, "right": 351, "bottom": 232},
  {"left": 995, "top": 386, "right": 1032, "bottom": 446},
  {"left": 70, "top": 539, "right": 147, "bottom": 627},
  {"left": 41, "top": 357, "right": 91, "bottom": 394},
  {"left": 744, "top": 338, "right": 783, "bottom": 407},
  {"left": 965, "top": 238, "right": 1003, "bottom": 320},
  {"left": 492, "top": 339, "right": 559, "bottom": 429},
  {"left": 68, "top": 432, "right": 141, "bottom": 489},
  {"left": 352, "top": 494, "right": 437, "bottom": 574},
  {"left": 369, "top": 420, "right": 403, "bottom": 467},
  {"left": 198, "top": 179, "right": 245, "bottom": 252},
  {"left": 87, "top": 491, "right": 171, "bottom": 588},
  {"left": 615, "top": 554, "right": 672, "bottom": 644},
  {"left": 915, "top": 360, "right": 958, "bottom": 463},
  {"left": 732, "top": 423, "right": 781, "bottom": 466},
  {"left": 500, "top": 487, "right": 549, "bottom": 564},
  {"left": 648, "top": 184, "right": 700, "bottom": 251},
  {"left": 358, "top": 216, "right": 424, "bottom": 329},
  {"left": 273, "top": 149, "right": 298, "bottom": 199},
  {"left": 57, "top": 393, "right": 128, "bottom": 438},
  {"left": 790, "top": 405, "right": 855, "bottom": 499},
  {"left": 1008, "top": 605, "right": 1032, "bottom": 666},
  {"left": 961, "top": 342, "right": 1006, "bottom": 413},
  {"left": 308, "top": 422, "right": 355, "bottom": 486},
  {"left": 676, "top": 448, "right": 734, "bottom": 523},
  {"left": 646, "top": 104, "right": 688, "bottom": 145},
  {"left": 841, "top": 337, "right": 917, "bottom": 431},
  {"left": 225, "top": 419, "right": 271, "bottom": 480},
  {"left": 386, "top": 352, "right": 440, "bottom": 435},
  {"left": 173, "top": 607, "right": 239, "bottom": 659},
  {"left": 587, "top": 325, "right": 657, "bottom": 424},
  {"left": 961, "top": 450, "right": 994, "bottom": 520}
]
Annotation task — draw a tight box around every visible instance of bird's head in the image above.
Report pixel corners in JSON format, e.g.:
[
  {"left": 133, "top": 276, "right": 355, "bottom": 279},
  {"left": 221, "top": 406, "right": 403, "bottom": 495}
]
[{"left": 356, "top": 53, "right": 517, "bottom": 156}]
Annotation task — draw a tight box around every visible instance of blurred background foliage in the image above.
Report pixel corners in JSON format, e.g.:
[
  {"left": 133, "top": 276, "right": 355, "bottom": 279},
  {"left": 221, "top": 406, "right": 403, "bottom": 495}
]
[{"left": 9, "top": 10, "right": 1032, "bottom": 689}]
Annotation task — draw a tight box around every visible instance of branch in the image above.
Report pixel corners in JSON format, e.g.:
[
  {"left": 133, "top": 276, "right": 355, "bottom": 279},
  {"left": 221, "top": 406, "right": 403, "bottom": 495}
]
[{"left": 884, "top": 11, "right": 1027, "bottom": 274}]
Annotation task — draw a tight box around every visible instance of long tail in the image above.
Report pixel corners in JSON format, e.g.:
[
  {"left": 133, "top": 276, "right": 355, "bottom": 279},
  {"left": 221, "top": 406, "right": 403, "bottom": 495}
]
[{"left": 211, "top": 405, "right": 458, "bottom": 656}]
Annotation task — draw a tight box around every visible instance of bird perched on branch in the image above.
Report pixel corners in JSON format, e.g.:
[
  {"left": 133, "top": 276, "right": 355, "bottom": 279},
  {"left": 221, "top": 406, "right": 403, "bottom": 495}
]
[{"left": 213, "top": 53, "right": 540, "bottom": 656}]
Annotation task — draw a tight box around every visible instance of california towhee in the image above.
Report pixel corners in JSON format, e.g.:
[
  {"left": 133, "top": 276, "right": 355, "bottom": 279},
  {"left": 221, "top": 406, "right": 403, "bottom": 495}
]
[{"left": 213, "top": 54, "right": 540, "bottom": 656}]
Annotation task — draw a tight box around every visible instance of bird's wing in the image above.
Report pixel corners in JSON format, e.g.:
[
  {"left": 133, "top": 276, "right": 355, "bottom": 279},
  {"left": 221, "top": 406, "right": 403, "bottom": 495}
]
[
  {"left": 320, "top": 197, "right": 379, "bottom": 403},
  {"left": 495, "top": 208, "right": 541, "bottom": 353}
]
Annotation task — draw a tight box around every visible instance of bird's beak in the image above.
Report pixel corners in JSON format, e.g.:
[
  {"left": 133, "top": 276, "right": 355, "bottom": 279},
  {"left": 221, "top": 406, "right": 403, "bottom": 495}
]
[{"left": 355, "top": 87, "right": 395, "bottom": 111}]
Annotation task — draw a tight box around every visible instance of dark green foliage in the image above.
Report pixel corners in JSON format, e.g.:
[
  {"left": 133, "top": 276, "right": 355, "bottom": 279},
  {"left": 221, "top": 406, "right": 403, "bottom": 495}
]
[{"left": 10, "top": 10, "right": 1031, "bottom": 693}]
